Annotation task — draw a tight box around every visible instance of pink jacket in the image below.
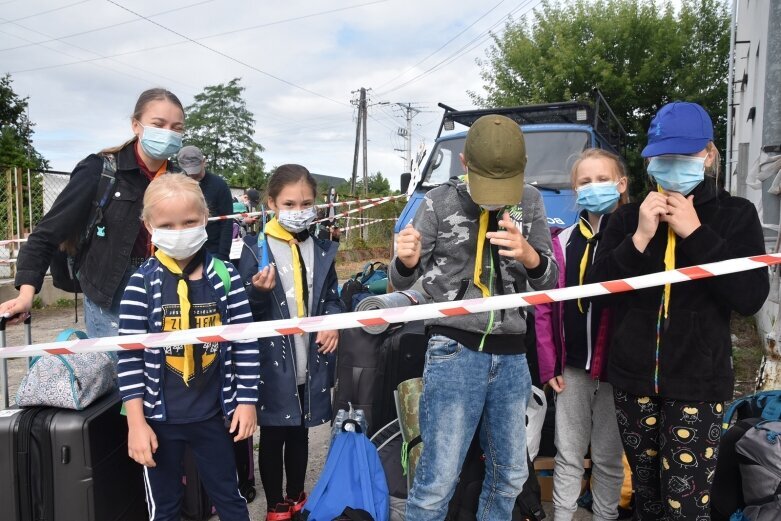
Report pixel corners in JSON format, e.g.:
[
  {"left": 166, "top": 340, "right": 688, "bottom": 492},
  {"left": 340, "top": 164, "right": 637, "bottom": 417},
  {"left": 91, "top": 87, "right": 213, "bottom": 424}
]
[{"left": 535, "top": 224, "right": 612, "bottom": 384}]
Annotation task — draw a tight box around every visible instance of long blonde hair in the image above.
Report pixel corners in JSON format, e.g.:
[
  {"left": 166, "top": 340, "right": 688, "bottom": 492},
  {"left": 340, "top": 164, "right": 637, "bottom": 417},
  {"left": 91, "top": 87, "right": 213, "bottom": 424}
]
[
  {"left": 570, "top": 148, "right": 630, "bottom": 206},
  {"left": 142, "top": 174, "right": 209, "bottom": 224}
]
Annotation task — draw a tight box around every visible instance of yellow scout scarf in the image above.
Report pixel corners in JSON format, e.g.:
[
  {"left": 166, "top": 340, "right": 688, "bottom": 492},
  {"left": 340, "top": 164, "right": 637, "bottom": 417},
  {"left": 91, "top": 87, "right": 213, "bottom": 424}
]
[
  {"left": 264, "top": 217, "right": 308, "bottom": 318},
  {"left": 473, "top": 209, "right": 491, "bottom": 297},
  {"left": 154, "top": 249, "right": 199, "bottom": 385},
  {"left": 577, "top": 217, "right": 595, "bottom": 313}
]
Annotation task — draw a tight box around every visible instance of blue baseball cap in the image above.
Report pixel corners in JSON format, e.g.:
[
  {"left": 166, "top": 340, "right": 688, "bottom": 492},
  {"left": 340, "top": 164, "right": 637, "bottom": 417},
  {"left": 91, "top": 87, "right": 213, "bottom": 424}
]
[{"left": 641, "top": 102, "right": 713, "bottom": 158}]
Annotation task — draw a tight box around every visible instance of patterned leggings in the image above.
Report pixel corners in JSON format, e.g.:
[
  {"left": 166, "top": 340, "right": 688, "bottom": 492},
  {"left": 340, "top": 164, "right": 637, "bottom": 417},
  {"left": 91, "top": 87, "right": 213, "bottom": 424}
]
[{"left": 613, "top": 388, "right": 723, "bottom": 520}]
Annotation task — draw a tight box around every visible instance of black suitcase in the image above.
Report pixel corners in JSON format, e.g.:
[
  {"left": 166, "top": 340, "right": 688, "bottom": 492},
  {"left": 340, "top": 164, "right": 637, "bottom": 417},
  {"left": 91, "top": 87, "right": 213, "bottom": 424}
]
[
  {"left": 182, "top": 437, "right": 257, "bottom": 520},
  {"left": 371, "top": 321, "right": 427, "bottom": 435},
  {"left": 333, "top": 326, "right": 390, "bottom": 432},
  {"left": 182, "top": 445, "right": 217, "bottom": 520},
  {"left": 0, "top": 392, "right": 148, "bottom": 521}
]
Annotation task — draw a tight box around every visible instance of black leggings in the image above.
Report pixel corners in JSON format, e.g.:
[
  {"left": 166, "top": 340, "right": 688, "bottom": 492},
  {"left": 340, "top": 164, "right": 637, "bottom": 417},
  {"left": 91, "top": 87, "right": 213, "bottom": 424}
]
[
  {"left": 613, "top": 388, "right": 723, "bottom": 520},
  {"left": 258, "top": 385, "right": 309, "bottom": 508}
]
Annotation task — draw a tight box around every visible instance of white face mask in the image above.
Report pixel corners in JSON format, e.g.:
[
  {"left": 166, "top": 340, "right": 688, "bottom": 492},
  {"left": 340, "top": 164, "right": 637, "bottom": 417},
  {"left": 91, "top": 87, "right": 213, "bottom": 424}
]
[
  {"left": 151, "top": 225, "right": 207, "bottom": 260},
  {"left": 277, "top": 207, "right": 317, "bottom": 233}
]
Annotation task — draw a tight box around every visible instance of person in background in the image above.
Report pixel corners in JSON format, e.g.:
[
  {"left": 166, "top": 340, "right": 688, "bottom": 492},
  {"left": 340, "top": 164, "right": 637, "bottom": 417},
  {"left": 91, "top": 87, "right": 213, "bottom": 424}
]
[
  {"left": 177, "top": 145, "right": 233, "bottom": 261},
  {"left": 238, "top": 164, "right": 343, "bottom": 521},
  {"left": 587, "top": 102, "right": 769, "bottom": 519},
  {"left": 241, "top": 188, "right": 261, "bottom": 234},
  {"left": 0, "top": 88, "right": 184, "bottom": 337},
  {"left": 117, "top": 174, "right": 258, "bottom": 521},
  {"left": 536, "top": 148, "right": 628, "bottom": 521},
  {"left": 391, "top": 114, "right": 558, "bottom": 521}
]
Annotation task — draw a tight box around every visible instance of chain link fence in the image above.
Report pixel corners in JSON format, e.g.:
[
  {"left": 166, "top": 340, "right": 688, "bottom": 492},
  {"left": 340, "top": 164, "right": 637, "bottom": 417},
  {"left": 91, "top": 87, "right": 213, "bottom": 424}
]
[{"left": 0, "top": 167, "right": 69, "bottom": 279}]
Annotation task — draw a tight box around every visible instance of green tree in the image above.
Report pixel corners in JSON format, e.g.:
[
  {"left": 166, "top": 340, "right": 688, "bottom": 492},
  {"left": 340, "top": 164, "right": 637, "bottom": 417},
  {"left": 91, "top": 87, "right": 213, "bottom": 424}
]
[
  {"left": 185, "top": 78, "right": 266, "bottom": 181},
  {"left": 0, "top": 74, "right": 48, "bottom": 170},
  {"left": 367, "top": 171, "right": 391, "bottom": 196},
  {"left": 473, "top": 0, "right": 730, "bottom": 194}
]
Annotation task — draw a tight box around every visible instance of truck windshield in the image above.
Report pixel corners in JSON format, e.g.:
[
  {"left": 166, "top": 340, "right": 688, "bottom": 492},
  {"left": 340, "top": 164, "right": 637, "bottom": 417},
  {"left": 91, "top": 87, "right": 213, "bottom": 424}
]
[{"left": 422, "top": 130, "right": 589, "bottom": 189}]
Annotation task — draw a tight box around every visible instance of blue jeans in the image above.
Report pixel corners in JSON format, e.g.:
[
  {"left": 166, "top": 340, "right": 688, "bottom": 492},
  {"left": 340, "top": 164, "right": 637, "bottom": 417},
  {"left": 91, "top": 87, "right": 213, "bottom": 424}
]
[
  {"left": 83, "top": 266, "right": 134, "bottom": 338},
  {"left": 406, "top": 335, "right": 532, "bottom": 521}
]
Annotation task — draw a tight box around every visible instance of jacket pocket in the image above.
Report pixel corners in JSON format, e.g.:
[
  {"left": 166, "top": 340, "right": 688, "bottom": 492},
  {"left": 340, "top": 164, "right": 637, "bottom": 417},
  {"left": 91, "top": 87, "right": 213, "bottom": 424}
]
[
  {"left": 610, "top": 308, "right": 657, "bottom": 380},
  {"left": 658, "top": 309, "right": 713, "bottom": 381}
]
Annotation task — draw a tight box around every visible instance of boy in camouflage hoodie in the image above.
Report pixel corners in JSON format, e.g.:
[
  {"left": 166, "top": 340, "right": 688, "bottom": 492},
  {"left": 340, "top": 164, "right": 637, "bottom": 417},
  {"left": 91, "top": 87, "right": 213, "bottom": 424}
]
[{"left": 391, "top": 115, "right": 558, "bottom": 521}]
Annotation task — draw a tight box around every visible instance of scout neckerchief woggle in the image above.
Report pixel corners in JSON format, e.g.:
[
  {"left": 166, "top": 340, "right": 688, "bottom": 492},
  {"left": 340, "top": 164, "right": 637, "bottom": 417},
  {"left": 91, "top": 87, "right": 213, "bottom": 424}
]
[
  {"left": 154, "top": 248, "right": 205, "bottom": 385},
  {"left": 264, "top": 217, "right": 309, "bottom": 318}
]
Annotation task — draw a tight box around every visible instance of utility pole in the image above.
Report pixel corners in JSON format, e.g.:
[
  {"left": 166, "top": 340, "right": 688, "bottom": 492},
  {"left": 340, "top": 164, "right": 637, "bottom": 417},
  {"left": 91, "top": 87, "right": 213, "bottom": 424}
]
[
  {"left": 350, "top": 87, "right": 369, "bottom": 197},
  {"left": 361, "top": 88, "right": 368, "bottom": 195}
]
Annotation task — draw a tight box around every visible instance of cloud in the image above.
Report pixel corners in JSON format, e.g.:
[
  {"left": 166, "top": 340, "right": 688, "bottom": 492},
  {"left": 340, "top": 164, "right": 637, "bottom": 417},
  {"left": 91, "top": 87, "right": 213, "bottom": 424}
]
[{"left": 2, "top": 0, "right": 543, "bottom": 187}]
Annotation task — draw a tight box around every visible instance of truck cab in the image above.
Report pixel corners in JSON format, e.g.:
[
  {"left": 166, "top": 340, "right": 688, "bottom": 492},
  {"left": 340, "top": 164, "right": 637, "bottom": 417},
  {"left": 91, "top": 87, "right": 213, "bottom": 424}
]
[{"left": 395, "top": 91, "right": 626, "bottom": 234}]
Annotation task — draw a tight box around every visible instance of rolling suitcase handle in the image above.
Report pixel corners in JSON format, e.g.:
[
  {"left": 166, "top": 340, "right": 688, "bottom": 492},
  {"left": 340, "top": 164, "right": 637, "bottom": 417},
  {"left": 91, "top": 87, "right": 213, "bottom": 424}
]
[{"left": 0, "top": 314, "right": 31, "bottom": 410}]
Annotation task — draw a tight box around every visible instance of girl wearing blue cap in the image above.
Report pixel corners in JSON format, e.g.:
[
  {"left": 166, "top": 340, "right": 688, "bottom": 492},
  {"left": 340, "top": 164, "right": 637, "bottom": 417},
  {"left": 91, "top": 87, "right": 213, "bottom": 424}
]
[{"left": 588, "top": 102, "right": 769, "bottom": 519}]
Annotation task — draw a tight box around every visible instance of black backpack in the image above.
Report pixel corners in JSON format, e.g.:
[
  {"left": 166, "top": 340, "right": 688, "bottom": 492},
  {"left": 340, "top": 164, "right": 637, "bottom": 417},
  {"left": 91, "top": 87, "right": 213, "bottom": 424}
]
[{"left": 49, "top": 154, "right": 117, "bottom": 293}]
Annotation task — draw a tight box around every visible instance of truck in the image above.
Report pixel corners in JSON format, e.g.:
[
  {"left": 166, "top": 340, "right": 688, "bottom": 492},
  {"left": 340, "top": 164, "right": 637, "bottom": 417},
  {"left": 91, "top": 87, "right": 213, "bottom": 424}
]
[{"left": 394, "top": 89, "right": 627, "bottom": 236}]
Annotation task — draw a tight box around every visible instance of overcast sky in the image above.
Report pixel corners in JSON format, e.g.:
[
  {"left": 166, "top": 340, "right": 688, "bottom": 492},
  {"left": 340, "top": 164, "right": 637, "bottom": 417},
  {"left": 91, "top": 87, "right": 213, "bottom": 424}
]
[{"left": 1, "top": 0, "right": 545, "bottom": 189}]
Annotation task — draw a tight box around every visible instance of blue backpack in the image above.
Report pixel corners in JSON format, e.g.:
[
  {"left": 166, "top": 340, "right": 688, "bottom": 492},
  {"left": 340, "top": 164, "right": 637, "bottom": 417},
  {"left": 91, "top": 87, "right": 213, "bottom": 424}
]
[
  {"left": 304, "top": 430, "right": 389, "bottom": 521},
  {"left": 723, "top": 390, "right": 781, "bottom": 432}
]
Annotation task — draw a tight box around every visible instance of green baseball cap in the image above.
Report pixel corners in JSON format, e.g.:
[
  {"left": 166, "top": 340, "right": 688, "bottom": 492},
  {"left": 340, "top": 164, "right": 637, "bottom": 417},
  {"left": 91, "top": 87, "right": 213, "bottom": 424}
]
[{"left": 464, "top": 114, "right": 526, "bottom": 206}]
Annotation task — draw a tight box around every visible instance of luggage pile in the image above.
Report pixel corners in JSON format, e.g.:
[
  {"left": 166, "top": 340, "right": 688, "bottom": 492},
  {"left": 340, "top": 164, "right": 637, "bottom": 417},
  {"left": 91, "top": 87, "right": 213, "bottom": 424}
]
[{"left": 332, "top": 311, "right": 547, "bottom": 521}]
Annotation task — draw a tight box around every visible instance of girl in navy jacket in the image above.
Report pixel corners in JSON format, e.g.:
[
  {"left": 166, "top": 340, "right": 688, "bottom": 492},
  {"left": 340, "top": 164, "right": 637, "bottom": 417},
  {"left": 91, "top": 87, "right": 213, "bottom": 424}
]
[{"left": 238, "top": 164, "right": 343, "bottom": 521}]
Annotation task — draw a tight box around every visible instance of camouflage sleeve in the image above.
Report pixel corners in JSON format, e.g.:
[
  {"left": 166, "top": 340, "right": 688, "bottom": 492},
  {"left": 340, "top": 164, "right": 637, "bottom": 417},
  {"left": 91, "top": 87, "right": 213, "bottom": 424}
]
[{"left": 389, "top": 192, "right": 438, "bottom": 291}]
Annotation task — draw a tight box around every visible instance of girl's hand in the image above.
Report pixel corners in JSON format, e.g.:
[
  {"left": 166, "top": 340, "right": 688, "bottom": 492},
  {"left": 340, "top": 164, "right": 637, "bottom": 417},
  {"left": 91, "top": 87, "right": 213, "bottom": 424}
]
[
  {"left": 252, "top": 265, "right": 276, "bottom": 292},
  {"left": 0, "top": 285, "right": 35, "bottom": 325},
  {"left": 316, "top": 330, "right": 339, "bottom": 354},
  {"left": 486, "top": 212, "right": 540, "bottom": 269},
  {"left": 548, "top": 375, "right": 566, "bottom": 394},
  {"left": 663, "top": 193, "right": 700, "bottom": 239},
  {"left": 230, "top": 404, "right": 257, "bottom": 442},
  {"left": 633, "top": 192, "right": 668, "bottom": 252},
  {"left": 128, "top": 419, "right": 158, "bottom": 467}
]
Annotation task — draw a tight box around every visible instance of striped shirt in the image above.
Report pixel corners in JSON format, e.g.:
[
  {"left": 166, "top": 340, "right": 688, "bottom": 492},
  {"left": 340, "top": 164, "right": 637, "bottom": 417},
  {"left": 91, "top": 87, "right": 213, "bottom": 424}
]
[{"left": 116, "top": 254, "right": 260, "bottom": 421}]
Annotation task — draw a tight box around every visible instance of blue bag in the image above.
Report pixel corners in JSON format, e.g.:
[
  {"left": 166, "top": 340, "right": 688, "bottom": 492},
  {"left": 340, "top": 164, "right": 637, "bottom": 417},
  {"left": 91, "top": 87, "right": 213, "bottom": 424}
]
[
  {"left": 723, "top": 390, "right": 781, "bottom": 432},
  {"left": 304, "top": 430, "right": 389, "bottom": 521}
]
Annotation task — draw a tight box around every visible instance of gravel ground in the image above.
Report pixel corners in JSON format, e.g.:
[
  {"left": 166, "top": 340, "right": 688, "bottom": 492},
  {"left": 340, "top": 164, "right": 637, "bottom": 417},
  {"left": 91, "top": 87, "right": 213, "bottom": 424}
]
[{"left": 0, "top": 306, "right": 590, "bottom": 520}]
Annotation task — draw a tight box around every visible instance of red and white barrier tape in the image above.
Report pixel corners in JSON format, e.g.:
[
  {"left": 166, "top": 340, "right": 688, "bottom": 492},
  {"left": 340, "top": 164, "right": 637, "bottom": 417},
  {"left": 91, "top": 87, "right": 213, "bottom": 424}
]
[
  {"left": 314, "top": 195, "right": 405, "bottom": 223},
  {"left": 0, "top": 252, "right": 776, "bottom": 359},
  {"left": 207, "top": 195, "right": 406, "bottom": 222},
  {"left": 340, "top": 219, "right": 385, "bottom": 232},
  {"left": 0, "top": 238, "right": 27, "bottom": 246}
]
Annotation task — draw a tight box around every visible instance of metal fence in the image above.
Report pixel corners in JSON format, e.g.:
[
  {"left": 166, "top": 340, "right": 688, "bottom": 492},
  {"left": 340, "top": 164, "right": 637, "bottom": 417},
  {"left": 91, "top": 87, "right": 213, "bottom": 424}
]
[{"left": 0, "top": 167, "right": 69, "bottom": 278}]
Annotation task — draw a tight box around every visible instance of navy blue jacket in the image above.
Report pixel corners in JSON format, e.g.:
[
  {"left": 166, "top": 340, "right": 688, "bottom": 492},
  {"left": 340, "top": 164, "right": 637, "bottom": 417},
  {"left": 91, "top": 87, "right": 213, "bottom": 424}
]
[{"left": 237, "top": 234, "right": 344, "bottom": 427}]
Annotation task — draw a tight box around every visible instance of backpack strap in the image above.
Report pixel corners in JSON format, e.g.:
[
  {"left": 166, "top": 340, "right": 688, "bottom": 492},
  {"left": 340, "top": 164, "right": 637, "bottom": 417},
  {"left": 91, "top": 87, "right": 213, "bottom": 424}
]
[
  {"left": 81, "top": 154, "right": 118, "bottom": 247},
  {"left": 212, "top": 258, "right": 232, "bottom": 296}
]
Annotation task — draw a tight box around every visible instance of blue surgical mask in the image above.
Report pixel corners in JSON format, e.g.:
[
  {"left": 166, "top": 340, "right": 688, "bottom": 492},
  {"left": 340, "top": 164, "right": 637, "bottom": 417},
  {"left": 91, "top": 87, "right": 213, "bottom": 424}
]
[
  {"left": 647, "top": 155, "right": 705, "bottom": 195},
  {"left": 138, "top": 125, "right": 183, "bottom": 160},
  {"left": 576, "top": 182, "right": 620, "bottom": 215}
]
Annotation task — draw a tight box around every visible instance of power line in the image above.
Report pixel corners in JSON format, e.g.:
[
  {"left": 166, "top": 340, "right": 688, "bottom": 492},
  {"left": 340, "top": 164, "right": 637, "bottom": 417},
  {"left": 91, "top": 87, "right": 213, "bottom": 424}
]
[
  {"left": 0, "top": 0, "right": 385, "bottom": 54},
  {"left": 103, "top": 1, "right": 350, "bottom": 107},
  {"left": 373, "top": 0, "right": 507, "bottom": 91},
  {"left": 376, "top": 0, "right": 541, "bottom": 96},
  {"left": 0, "top": 1, "right": 90, "bottom": 25},
  {"left": 0, "top": 0, "right": 218, "bottom": 53},
  {"left": 0, "top": 26, "right": 197, "bottom": 93}
]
